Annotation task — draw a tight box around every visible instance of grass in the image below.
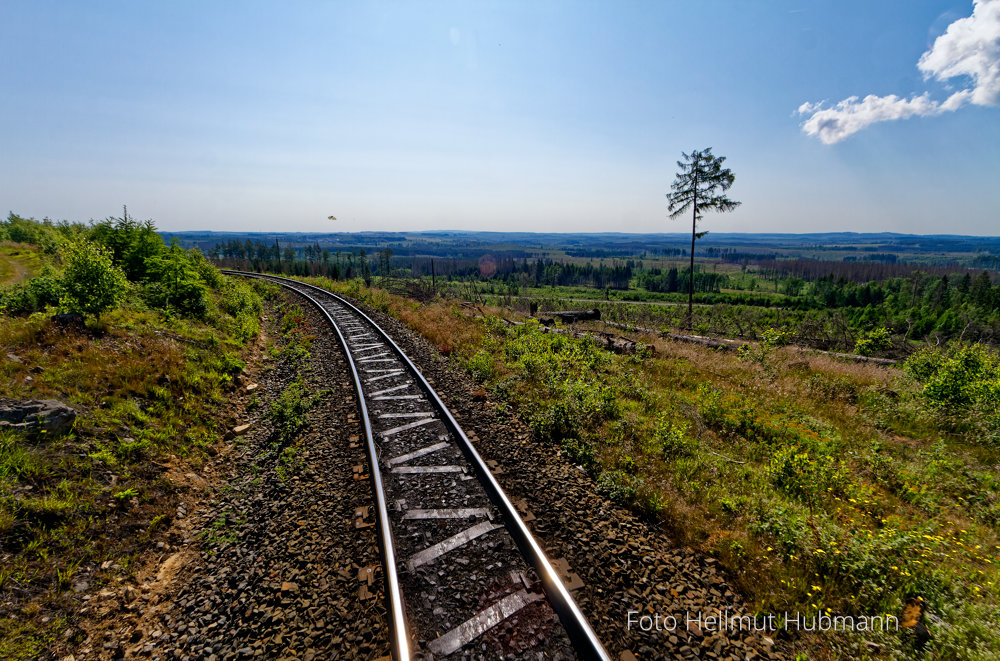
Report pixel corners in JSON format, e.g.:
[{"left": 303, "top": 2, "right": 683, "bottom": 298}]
[
  {"left": 297, "top": 274, "right": 1000, "bottom": 660},
  {"left": 0, "top": 268, "right": 268, "bottom": 657},
  {"left": 0, "top": 243, "right": 43, "bottom": 284},
  {"left": 201, "top": 509, "right": 244, "bottom": 551}
]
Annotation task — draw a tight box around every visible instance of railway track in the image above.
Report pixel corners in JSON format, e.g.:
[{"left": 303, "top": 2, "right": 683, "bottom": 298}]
[{"left": 225, "top": 272, "right": 610, "bottom": 660}]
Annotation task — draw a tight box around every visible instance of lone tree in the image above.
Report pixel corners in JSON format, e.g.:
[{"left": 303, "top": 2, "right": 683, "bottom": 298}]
[{"left": 667, "top": 148, "right": 740, "bottom": 330}]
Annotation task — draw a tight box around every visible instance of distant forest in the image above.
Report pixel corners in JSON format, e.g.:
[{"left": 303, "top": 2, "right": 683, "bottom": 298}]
[{"left": 207, "top": 232, "right": 1000, "bottom": 344}]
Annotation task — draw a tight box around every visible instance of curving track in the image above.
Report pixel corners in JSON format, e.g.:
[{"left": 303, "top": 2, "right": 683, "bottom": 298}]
[{"left": 225, "top": 272, "right": 610, "bottom": 661}]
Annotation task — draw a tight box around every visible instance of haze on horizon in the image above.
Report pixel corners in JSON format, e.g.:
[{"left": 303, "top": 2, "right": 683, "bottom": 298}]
[{"left": 2, "top": 1, "right": 998, "bottom": 236}]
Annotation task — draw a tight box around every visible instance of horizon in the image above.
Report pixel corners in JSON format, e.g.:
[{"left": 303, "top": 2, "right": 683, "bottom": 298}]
[
  {"left": 3, "top": 1, "right": 998, "bottom": 235},
  {"left": 159, "top": 228, "right": 1000, "bottom": 240}
]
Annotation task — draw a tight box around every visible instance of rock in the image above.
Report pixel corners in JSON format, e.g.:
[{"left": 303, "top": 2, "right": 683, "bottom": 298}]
[
  {"left": 6, "top": 353, "right": 23, "bottom": 364},
  {"left": 232, "top": 423, "right": 253, "bottom": 436},
  {"left": 0, "top": 398, "right": 77, "bottom": 436}
]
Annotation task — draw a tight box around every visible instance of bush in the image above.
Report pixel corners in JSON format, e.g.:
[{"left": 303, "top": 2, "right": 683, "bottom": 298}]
[
  {"left": 466, "top": 350, "right": 497, "bottom": 382},
  {"left": 904, "top": 343, "right": 1000, "bottom": 443},
  {"left": 59, "top": 240, "right": 128, "bottom": 319},
  {"left": 905, "top": 344, "right": 1000, "bottom": 411},
  {"left": 656, "top": 415, "right": 695, "bottom": 458},
  {"left": 854, "top": 327, "right": 892, "bottom": 356},
  {"left": 88, "top": 215, "right": 163, "bottom": 280},
  {"left": 0, "top": 273, "right": 63, "bottom": 315},
  {"left": 596, "top": 469, "right": 643, "bottom": 505},
  {"left": 219, "top": 279, "right": 262, "bottom": 343},
  {"left": 142, "top": 245, "right": 209, "bottom": 317}
]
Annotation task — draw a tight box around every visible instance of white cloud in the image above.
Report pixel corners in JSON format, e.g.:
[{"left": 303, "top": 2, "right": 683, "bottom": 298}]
[
  {"left": 799, "top": 91, "right": 971, "bottom": 144},
  {"left": 798, "top": 0, "right": 999, "bottom": 144},
  {"left": 919, "top": 0, "right": 1000, "bottom": 106}
]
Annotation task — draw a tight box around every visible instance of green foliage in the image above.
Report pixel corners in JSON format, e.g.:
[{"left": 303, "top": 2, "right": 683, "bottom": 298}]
[
  {"left": 466, "top": 350, "right": 496, "bottom": 382},
  {"left": 0, "top": 431, "right": 42, "bottom": 481},
  {"left": 760, "top": 327, "right": 790, "bottom": 347},
  {"left": 2, "top": 214, "right": 245, "bottom": 322},
  {"left": 142, "top": 244, "right": 209, "bottom": 317},
  {"left": 0, "top": 227, "right": 266, "bottom": 659},
  {"left": 0, "top": 213, "right": 76, "bottom": 253},
  {"left": 656, "top": 415, "right": 695, "bottom": 458},
  {"left": 274, "top": 446, "right": 302, "bottom": 481},
  {"left": 0, "top": 272, "right": 62, "bottom": 315},
  {"left": 88, "top": 214, "right": 162, "bottom": 280},
  {"left": 854, "top": 327, "right": 892, "bottom": 356},
  {"left": 596, "top": 469, "right": 643, "bottom": 505},
  {"left": 904, "top": 343, "right": 1000, "bottom": 442},
  {"left": 266, "top": 381, "right": 320, "bottom": 443},
  {"left": 737, "top": 327, "right": 788, "bottom": 366},
  {"left": 58, "top": 240, "right": 128, "bottom": 319},
  {"left": 112, "top": 488, "right": 138, "bottom": 502},
  {"left": 906, "top": 344, "right": 999, "bottom": 410},
  {"left": 667, "top": 147, "right": 740, "bottom": 328},
  {"left": 202, "top": 509, "right": 242, "bottom": 548}
]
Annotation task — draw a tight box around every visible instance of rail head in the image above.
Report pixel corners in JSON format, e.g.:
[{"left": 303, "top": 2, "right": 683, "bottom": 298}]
[
  {"left": 223, "top": 270, "right": 611, "bottom": 661},
  {"left": 226, "top": 271, "right": 410, "bottom": 660}
]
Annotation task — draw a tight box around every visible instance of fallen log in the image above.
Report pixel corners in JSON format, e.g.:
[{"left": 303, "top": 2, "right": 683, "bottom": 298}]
[
  {"left": 517, "top": 318, "right": 653, "bottom": 355},
  {"left": 536, "top": 309, "right": 601, "bottom": 325},
  {"left": 601, "top": 321, "right": 897, "bottom": 365}
]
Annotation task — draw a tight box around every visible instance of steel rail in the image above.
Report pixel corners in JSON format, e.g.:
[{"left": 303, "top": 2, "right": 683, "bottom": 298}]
[
  {"left": 225, "top": 270, "right": 611, "bottom": 661},
  {"left": 227, "top": 272, "right": 410, "bottom": 659}
]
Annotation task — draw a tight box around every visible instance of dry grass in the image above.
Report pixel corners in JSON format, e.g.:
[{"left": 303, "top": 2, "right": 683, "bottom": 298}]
[
  {"left": 0, "top": 293, "right": 258, "bottom": 658},
  {"left": 305, "top": 277, "right": 1000, "bottom": 659}
]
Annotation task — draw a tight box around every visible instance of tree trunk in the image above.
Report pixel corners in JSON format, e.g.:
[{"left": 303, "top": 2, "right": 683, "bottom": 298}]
[{"left": 688, "top": 171, "right": 697, "bottom": 331}]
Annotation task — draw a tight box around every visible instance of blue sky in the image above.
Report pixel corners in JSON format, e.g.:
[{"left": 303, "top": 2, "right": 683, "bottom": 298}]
[{"left": 2, "top": 1, "right": 998, "bottom": 234}]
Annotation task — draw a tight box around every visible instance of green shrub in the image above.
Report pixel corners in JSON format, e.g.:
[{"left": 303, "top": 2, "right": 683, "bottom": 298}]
[
  {"left": 854, "top": 327, "right": 892, "bottom": 356},
  {"left": 0, "top": 274, "right": 63, "bottom": 315},
  {"left": 904, "top": 343, "right": 1000, "bottom": 443},
  {"left": 906, "top": 344, "right": 999, "bottom": 409},
  {"left": 89, "top": 215, "right": 162, "bottom": 280},
  {"left": 596, "top": 469, "right": 642, "bottom": 505},
  {"left": 466, "top": 350, "right": 496, "bottom": 382},
  {"left": 656, "top": 415, "right": 695, "bottom": 458},
  {"left": 219, "top": 279, "right": 263, "bottom": 342},
  {"left": 58, "top": 240, "right": 128, "bottom": 319},
  {"left": 142, "top": 245, "right": 209, "bottom": 317}
]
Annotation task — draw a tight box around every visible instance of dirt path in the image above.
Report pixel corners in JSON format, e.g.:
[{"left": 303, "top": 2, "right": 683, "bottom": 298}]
[{"left": 0, "top": 250, "right": 33, "bottom": 284}]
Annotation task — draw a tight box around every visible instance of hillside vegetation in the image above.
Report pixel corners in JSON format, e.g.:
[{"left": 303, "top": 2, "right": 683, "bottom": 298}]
[
  {"left": 300, "top": 274, "right": 1000, "bottom": 661},
  {"left": 0, "top": 214, "right": 264, "bottom": 658}
]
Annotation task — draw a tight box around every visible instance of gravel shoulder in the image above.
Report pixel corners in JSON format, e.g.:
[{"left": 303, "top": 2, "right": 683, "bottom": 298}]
[{"left": 67, "top": 292, "right": 389, "bottom": 660}]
